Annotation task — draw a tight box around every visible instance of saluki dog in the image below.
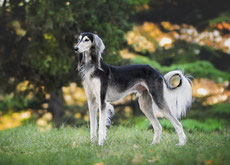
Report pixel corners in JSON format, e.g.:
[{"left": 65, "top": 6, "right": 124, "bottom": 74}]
[{"left": 74, "top": 32, "right": 192, "bottom": 146}]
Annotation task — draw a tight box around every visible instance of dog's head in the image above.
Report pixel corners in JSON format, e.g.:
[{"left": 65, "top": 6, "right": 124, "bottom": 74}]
[
  {"left": 74, "top": 32, "right": 105, "bottom": 54},
  {"left": 74, "top": 32, "right": 105, "bottom": 70}
]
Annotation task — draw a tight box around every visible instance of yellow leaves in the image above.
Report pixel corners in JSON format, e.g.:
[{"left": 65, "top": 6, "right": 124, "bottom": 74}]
[
  {"left": 120, "top": 49, "right": 138, "bottom": 59},
  {"left": 124, "top": 106, "right": 132, "bottom": 117},
  {"left": 65, "top": 1, "right": 70, "bottom": 6},
  {"left": 125, "top": 24, "right": 156, "bottom": 53},
  {"left": 43, "top": 33, "right": 56, "bottom": 43},
  {"left": 74, "top": 113, "right": 81, "bottom": 119},
  {"left": 205, "top": 160, "right": 214, "bottom": 165},
  {"left": 0, "top": 111, "right": 31, "bottom": 130},
  {"left": 42, "top": 112, "right": 52, "bottom": 121},
  {"left": 83, "top": 115, "right": 89, "bottom": 122},
  {"left": 125, "top": 22, "right": 176, "bottom": 53},
  {"left": 216, "top": 22, "right": 230, "bottom": 31},
  {"left": 137, "top": 4, "right": 149, "bottom": 12},
  {"left": 125, "top": 21, "right": 230, "bottom": 54},
  {"left": 16, "top": 80, "right": 35, "bottom": 100},
  {"left": 62, "top": 83, "right": 86, "bottom": 106},
  {"left": 42, "top": 103, "right": 49, "bottom": 109},
  {"left": 12, "top": 20, "right": 26, "bottom": 37},
  {"left": 17, "top": 80, "right": 30, "bottom": 92},
  {"left": 192, "top": 78, "right": 229, "bottom": 105},
  {"left": 36, "top": 118, "right": 47, "bottom": 127},
  {"left": 36, "top": 112, "right": 53, "bottom": 131},
  {"left": 161, "top": 21, "right": 176, "bottom": 31},
  {"left": 159, "top": 37, "right": 173, "bottom": 48}
]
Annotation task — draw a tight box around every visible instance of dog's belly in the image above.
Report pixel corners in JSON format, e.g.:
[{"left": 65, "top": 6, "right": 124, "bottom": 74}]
[
  {"left": 106, "top": 84, "right": 147, "bottom": 103},
  {"left": 106, "top": 87, "right": 128, "bottom": 102}
]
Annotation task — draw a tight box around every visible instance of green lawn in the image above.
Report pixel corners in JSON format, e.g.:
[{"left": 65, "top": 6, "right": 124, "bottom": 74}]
[{"left": 0, "top": 125, "right": 229, "bottom": 165}]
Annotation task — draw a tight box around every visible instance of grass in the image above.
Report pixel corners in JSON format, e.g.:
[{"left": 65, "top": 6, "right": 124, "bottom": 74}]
[{"left": 0, "top": 125, "right": 230, "bottom": 165}]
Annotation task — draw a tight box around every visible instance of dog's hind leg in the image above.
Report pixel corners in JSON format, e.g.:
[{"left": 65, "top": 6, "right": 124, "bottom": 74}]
[
  {"left": 161, "top": 106, "right": 186, "bottom": 146},
  {"left": 146, "top": 78, "right": 186, "bottom": 145},
  {"left": 138, "top": 91, "right": 162, "bottom": 144}
]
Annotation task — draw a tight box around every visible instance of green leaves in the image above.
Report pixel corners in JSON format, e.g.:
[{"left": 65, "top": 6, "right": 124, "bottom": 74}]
[{"left": 132, "top": 55, "right": 230, "bottom": 82}]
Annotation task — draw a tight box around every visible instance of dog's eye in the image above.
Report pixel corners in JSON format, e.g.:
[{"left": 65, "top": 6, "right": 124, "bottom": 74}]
[{"left": 84, "top": 39, "right": 89, "bottom": 42}]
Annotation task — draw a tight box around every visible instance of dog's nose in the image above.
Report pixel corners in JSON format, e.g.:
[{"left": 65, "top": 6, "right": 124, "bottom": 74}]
[{"left": 74, "top": 47, "right": 79, "bottom": 52}]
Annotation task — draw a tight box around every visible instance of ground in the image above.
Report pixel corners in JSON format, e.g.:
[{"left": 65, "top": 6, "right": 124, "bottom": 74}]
[{"left": 0, "top": 125, "right": 229, "bottom": 165}]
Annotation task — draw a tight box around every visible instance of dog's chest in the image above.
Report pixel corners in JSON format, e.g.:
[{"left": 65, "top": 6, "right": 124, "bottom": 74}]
[{"left": 83, "top": 75, "right": 101, "bottom": 96}]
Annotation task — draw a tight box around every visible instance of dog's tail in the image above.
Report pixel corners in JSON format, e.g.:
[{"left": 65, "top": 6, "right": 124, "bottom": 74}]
[{"left": 163, "top": 70, "right": 192, "bottom": 119}]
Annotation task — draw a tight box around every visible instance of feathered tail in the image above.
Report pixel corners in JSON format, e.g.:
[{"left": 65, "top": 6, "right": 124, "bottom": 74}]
[{"left": 164, "top": 70, "right": 192, "bottom": 119}]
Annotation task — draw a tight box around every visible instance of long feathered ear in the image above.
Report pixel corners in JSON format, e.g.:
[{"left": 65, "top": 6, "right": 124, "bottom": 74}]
[{"left": 91, "top": 34, "right": 105, "bottom": 70}]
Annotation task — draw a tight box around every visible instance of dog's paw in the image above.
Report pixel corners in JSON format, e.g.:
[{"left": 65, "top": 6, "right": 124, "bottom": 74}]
[
  {"left": 98, "top": 140, "right": 104, "bottom": 146},
  {"left": 176, "top": 142, "right": 186, "bottom": 146}
]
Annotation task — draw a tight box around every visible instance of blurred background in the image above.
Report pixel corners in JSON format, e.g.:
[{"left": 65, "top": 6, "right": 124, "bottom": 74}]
[{"left": 0, "top": 0, "right": 230, "bottom": 131}]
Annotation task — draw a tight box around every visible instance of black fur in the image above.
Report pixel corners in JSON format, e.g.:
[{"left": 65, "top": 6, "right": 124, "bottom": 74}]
[{"left": 79, "top": 32, "right": 94, "bottom": 42}]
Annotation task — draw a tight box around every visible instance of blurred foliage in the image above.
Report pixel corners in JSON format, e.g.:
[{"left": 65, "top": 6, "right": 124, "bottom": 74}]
[
  {"left": 0, "top": 0, "right": 230, "bottom": 128},
  {"left": 210, "top": 103, "right": 230, "bottom": 116},
  {"left": 0, "top": 0, "right": 145, "bottom": 94},
  {"left": 0, "top": 0, "right": 147, "bottom": 124},
  {"left": 131, "top": 55, "right": 230, "bottom": 82}
]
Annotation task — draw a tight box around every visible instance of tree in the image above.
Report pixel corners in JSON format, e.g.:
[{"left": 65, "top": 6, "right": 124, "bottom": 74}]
[{"left": 0, "top": 0, "right": 148, "bottom": 126}]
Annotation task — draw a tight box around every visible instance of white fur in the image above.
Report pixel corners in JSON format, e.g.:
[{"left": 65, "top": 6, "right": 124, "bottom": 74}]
[
  {"left": 164, "top": 70, "right": 192, "bottom": 119},
  {"left": 75, "top": 36, "right": 92, "bottom": 53},
  {"left": 78, "top": 52, "right": 94, "bottom": 80}
]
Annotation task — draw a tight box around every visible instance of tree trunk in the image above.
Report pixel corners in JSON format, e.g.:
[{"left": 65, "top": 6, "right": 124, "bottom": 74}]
[{"left": 48, "top": 89, "right": 65, "bottom": 128}]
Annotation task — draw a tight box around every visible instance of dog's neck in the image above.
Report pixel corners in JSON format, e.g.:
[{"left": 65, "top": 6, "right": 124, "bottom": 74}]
[
  {"left": 78, "top": 49, "right": 104, "bottom": 79},
  {"left": 83, "top": 51, "right": 92, "bottom": 64},
  {"left": 78, "top": 51, "right": 91, "bottom": 69}
]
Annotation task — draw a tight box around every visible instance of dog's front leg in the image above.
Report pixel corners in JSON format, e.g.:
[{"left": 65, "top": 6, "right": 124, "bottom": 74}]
[
  {"left": 88, "top": 98, "right": 98, "bottom": 143},
  {"left": 84, "top": 85, "right": 98, "bottom": 143},
  {"left": 98, "top": 103, "right": 108, "bottom": 146},
  {"left": 92, "top": 79, "right": 108, "bottom": 146}
]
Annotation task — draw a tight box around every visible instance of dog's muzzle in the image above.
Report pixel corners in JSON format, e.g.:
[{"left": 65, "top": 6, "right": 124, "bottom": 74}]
[{"left": 74, "top": 47, "right": 79, "bottom": 52}]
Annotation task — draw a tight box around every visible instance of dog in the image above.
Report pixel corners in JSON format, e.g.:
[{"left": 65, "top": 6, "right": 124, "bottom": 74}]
[{"left": 74, "top": 32, "right": 192, "bottom": 146}]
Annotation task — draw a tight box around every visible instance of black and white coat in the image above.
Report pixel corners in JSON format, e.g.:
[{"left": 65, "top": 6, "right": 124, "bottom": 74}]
[{"left": 74, "top": 32, "right": 192, "bottom": 146}]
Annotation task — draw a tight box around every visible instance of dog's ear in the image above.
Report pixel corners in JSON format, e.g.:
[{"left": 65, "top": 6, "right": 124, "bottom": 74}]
[
  {"left": 91, "top": 34, "right": 105, "bottom": 70},
  {"left": 93, "top": 34, "right": 105, "bottom": 55}
]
